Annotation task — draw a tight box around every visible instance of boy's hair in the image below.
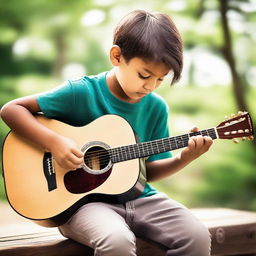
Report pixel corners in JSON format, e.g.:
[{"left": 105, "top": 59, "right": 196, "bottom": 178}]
[{"left": 113, "top": 10, "right": 183, "bottom": 84}]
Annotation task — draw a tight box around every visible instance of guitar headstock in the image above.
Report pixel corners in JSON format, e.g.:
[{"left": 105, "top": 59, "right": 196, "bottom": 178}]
[{"left": 216, "top": 111, "right": 254, "bottom": 143}]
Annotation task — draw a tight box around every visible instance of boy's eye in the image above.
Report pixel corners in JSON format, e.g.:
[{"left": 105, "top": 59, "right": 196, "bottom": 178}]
[{"left": 138, "top": 73, "right": 150, "bottom": 79}]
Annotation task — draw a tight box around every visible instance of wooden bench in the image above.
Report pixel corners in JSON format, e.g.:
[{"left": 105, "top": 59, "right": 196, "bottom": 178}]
[{"left": 1, "top": 206, "right": 256, "bottom": 256}]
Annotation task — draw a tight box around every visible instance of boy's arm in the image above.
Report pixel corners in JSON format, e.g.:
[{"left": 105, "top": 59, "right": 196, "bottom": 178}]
[
  {"left": 0, "top": 96, "right": 83, "bottom": 170},
  {"left": 146, "top": 127, "right": 213, "bottom": 182}
]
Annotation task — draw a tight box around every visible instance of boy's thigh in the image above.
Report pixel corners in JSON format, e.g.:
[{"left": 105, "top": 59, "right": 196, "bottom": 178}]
[
  {"left": 133, "top": 193, "right": 205, "bottom": 246},
  {"left": 58, "top": 202, "right": 130, "bottom": 246}
]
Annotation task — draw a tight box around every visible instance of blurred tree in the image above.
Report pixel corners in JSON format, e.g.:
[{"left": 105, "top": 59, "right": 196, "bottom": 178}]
[
  {"left": 180, "top": 0, "right": 255, "bottom": 148},
  {"left": 0, "top": 0, "right": 95, "bottom": 77},
  {"left": 217, "top": 0, "right": 256, "bottom": 150},
  {"left": 217, "top": 0, "right": 249, "bottom": 112}
]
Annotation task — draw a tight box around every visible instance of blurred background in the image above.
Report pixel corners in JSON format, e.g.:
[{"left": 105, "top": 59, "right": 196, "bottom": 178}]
[{"left": 0, "top": 0, "right": 255, "bottom": 210}]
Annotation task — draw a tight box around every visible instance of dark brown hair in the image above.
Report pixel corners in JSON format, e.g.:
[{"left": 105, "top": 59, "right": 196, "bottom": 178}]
[{"left": 113, "top": 10, "right": 183, "bottom": 84}]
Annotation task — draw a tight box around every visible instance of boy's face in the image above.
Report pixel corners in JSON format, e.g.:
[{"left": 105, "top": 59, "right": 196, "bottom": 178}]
[{"left": 108, "top": 48, "right": 170, "bottom": 103}]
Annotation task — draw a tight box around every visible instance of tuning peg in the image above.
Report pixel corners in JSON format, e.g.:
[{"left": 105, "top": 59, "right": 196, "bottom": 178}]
[
  {"left": 242, "top": 137, "right": 247, "bottom": 141},
  {"left": 238, "top": 111, "right": 243, "bottom": 115},
  {"left": 232, "top": 138, "right": 239, "bottom": 143},
  {"left": 249, "top": 136, "right": 254, "bottom": 140}
]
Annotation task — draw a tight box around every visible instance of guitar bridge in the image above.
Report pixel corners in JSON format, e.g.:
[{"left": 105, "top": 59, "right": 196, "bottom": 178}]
[{"left": 43, "top": 152, "right": 57, "bottom": 191}]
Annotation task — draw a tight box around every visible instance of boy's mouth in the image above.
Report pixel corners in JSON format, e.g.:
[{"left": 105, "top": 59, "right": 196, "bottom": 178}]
[{"left": 137, "top": 92, "right": 148, "bottom": 96}]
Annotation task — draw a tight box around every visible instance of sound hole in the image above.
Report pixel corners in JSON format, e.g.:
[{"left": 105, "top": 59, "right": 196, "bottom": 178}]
[{"left": 84, "top": 146, "right": 110, "bottom": 172}]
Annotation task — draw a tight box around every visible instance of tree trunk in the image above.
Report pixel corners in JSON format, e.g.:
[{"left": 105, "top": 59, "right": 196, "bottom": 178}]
[
  {"left": 218, "top": 0, "right": 249, "bottom": 112},
  {"left": 52, "top": 32, "right": 67, "bottom": 78},
  {"left": 218, "top": 0, "right": 255, "bottom": 148}
]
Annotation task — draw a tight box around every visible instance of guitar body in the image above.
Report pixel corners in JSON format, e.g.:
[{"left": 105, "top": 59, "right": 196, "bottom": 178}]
[
  {"left": 2, "top": 115, "right": 146, "bottom": 227},
  {"left": 2, "top": 111, "right": 253, "bottom": 227}
]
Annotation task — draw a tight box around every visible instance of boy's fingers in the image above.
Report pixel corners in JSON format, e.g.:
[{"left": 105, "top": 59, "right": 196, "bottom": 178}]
[
  {"left": 188, "top": 137, "right": 196, "bottom": 149},
  {"left": 204, "top": 136, "right": 213, "bottom": 150},
  {"left": 190, "top": 126, "right": 199, "bottom": 132},
  {"left": 66, "top": 160, "right": 81, "bottom": 170},
  {"left": 195, "top": 135, "right": 204, "bottom": 148},
  {"left": 68, "top": 154, "right": 83, "bottom": 165},
  {"left": 72, "top": 147, "right": 84, "bottom": 158}
]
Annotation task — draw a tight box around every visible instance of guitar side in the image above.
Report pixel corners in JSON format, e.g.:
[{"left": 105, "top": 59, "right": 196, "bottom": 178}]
[{"left": 2, "top": 115, "right": 146, "bottom": 227}]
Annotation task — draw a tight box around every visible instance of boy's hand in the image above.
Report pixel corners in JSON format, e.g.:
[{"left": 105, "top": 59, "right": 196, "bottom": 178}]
[
  {"left": 49, "top": 135, "right": 84, "bottom": 170},
  {"left": 180, "top": 126, "right": 213, "bottom": 163}
]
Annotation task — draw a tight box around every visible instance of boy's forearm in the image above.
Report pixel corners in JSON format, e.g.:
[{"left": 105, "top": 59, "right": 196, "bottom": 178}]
[
  {"left": 146, "top": 153, "right": 191, "bottom": 182},
  {"left": 1, "top": 103, "right": 58, "bottom": 152},
  {"left": 146, "top": 135, "right": 213, "bottom": 182}
]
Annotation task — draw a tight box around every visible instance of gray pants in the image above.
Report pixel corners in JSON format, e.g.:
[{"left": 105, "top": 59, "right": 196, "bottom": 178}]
[{"left": 59, "top": 193, "right": 211, "bottom": 256}]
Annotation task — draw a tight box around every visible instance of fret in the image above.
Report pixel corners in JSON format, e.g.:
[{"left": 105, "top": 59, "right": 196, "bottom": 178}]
[
  {"left": 159, "top": 140, "right": 163, "bottom": 151},
  {"left": 140, "top": 143, "right": 145, "bottom": 157},
  {"left": 146, "top": 142, "right": 151, "bottom": 155},
  {"left": 124, "top": 147, "right": 130, "bottom": 161},
  {"left": 173, "top": 137, "right": 178, "bottom": 149},
  {"left": 110, "top": 128, "right": 217, "bottom": 163},
  {"left": 182, "top": 134, "right": 189, "bottom": 147},
  {"left": 201, "top": 130, "right": 207, "bottom": 136},
  {"left": 170, "top": 137, "right": 179, "bottom": 150},
  {"left": 109, "top": 148, "right": 118, "bottom": 163},
  {"left": 126, "top": 145, "right": 131, "bottom": 159},
  {"left": 146, "top": 142, "right": 154, "bottom": 156},
  {"left": 156, "top": 141, "right": 160, "bottom": 154},
  {"left": 161, "top": 139, "right": 165, "bottom": 152},
  {"left": 130, "top": 144, "right": 136, "bottom": 159}
]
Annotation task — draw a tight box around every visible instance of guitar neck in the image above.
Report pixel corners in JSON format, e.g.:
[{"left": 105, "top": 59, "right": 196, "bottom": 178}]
[{"left": 110, "top": 128, "right": 218, "bottom": 163}]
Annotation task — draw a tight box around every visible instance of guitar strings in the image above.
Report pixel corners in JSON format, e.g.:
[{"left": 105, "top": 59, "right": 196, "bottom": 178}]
[
  {"left": 82, "top": 129, "right": 217, "bottom": 166},
  {"left": 82, "top": 126, "right": 250, "bottom": 169},
  {"left": 83, "top": 129, "right": 217, "bottom": 164},
  {"left": 85, "top": 140, "right": 177, "bottom": 166},
  {"left": 84, "top": 129, "right": 216, "bottom": 159},
  {"left": 84, "top": 135, "right": 192, "bottom": 167}
]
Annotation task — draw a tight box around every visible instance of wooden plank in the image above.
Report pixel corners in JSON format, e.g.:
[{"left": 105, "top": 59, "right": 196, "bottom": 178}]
[
  {"left": 1, "top": 204, "right": 256, "bottom": 256},
  {"left": 210, "top": 224, "right": 256, "bottom": 256},
  {"left": 0, "top": 237, "right": 93, "bottom": 256},
  {"left": 0, "top": 230, "right": 164, "bottom": 256},
  {"left": 193, "top": 208, "right": 256, "bottom": 256}
]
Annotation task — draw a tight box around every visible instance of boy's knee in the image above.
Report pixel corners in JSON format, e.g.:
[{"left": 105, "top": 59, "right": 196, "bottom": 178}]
[
  {"left": 95, "top": 228, "right": 136, "bottom": 256},
  {"left": 184, "top": 221, "right": 211, "bottom": 256}
]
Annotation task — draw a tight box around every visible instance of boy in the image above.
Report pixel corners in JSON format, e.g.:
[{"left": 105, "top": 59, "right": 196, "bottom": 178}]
[{"left": 1, "top": 10, "right": 212, "bottom": 256}]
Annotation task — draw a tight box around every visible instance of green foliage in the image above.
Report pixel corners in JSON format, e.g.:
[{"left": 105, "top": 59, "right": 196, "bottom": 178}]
[
  {"left": 193, "top": 143, "right": 256, "bottom": 209},
  {"left": 0, "top": 175, "right": 5, "bottom": 201},
  {"left": 154, "top": 84, "right": 256, "bottom": 211},
  {"left": 0, "top": 0, "right": 255, "bottom": 211}
]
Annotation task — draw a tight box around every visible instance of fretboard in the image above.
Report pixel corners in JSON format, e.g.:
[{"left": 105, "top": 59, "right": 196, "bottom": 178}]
[{"left": 110, "top": 128, "right": 217, "bottom": 163}]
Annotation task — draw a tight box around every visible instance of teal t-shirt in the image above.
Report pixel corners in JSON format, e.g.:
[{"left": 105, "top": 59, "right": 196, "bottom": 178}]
[{"left": 37, "top": 72, "right": 172, "bottom": 197}]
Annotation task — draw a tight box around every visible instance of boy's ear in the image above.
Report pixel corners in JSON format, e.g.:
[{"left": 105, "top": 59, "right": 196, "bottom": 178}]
[{"left": 109, "top": 45, "right": 123, "bottom": 66}]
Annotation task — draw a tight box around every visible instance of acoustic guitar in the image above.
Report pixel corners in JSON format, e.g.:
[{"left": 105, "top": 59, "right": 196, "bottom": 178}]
[{"left": 2, "top": 112, "right": 254, "bottom": 227}]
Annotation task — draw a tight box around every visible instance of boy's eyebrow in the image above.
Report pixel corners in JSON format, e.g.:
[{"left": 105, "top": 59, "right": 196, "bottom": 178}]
[{"left": 143, "top": 68, "right": 169, "bottom": 77}]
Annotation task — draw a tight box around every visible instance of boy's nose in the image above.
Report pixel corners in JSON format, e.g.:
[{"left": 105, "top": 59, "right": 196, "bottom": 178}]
[{"left": 143, "top": 81, "right": 157, "bottom": 92}]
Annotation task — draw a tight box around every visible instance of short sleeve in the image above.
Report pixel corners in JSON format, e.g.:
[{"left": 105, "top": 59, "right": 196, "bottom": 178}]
[{"left": 36, "top": 81, "right": 75, "bottom": 124}]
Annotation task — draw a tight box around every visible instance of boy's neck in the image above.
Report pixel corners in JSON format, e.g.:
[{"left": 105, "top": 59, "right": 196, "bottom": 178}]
[{"left": 106, "top": 70, "right": 140, "bottom": 104}]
